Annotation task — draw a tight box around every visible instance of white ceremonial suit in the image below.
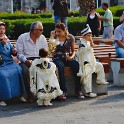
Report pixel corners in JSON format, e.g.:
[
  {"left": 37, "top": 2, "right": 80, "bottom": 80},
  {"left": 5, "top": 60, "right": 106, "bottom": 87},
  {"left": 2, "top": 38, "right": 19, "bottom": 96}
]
[
  {"left": 76, "top": 38, "right": 108, "bottom": 93},
  {"left": 29, "top": 58, "right": 62, "bottom": 106}
]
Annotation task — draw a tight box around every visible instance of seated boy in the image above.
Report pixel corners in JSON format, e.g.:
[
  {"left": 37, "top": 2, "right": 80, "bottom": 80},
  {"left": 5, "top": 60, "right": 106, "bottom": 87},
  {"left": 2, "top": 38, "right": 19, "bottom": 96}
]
[{"left": 76, "top": 24, "right": 108, "bottom": 98}]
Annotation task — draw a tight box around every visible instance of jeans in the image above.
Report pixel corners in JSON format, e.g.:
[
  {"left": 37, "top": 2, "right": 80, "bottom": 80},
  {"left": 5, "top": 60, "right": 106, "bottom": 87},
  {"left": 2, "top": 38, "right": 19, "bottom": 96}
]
[
  {"left": 102, "top": 26, "right": 114, "bottom": 39},
  {"left": 54, "top": 16, "right": 68, "bottom": 31},
  {"left": 53, "top": 57, "right": 81, "bottom": 93},
  {"left": 116, "top": 47, "right": 124, "bottom": 58},
  {"left": 54, "top": 15, "right": 60, "bottom": 25}
]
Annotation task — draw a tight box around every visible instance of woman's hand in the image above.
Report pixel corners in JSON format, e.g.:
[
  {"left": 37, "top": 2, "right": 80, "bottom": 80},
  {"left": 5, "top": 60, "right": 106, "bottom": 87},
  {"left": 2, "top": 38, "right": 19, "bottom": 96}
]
[
  {"left": 25, "top": 60, "right": 32, "bottom": 67},
  {"left": 50, "top": 30, "right": 55, "bottom": 37},
  {"left": 1, "top": 37, "right": 7, "bottom": 45},
  {"left": 97, "top": 27, "right": 101, "bottom": 31},
  {"left": 12, "top": 48, "right": 17, "bottom": 54},
  {"left": 66, "top": 54, "right": 73, "bottom": 61},
  {"left": 89, "top": 37, "right": 94, "bottom": 48}
]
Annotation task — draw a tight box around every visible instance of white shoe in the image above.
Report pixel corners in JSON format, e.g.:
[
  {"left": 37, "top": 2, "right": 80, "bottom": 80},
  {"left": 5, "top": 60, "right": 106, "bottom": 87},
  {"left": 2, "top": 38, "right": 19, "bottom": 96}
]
[
  {"left": 19, "top": 97, "right": 26, "bottom": 102},
  {"left": 97, "top": 81, "right": 109, "bottom": 85},
  {"left": 37, "top": 99, "right": 44, "bottom": 106},
  {"left": 0, "top": 101, "right": 7, "bottom": 106},
  {"left": 44, "top": 101, "right": 53, "bottom": 106},
  {"left": 37, "top": 102, "right": 44, "bottom": 106},
  {"left": 77, "top": 72, "right": 84, "bottom": 77},
  {"left": 85, "top": 93, "right": 97, "bottom": 98}
]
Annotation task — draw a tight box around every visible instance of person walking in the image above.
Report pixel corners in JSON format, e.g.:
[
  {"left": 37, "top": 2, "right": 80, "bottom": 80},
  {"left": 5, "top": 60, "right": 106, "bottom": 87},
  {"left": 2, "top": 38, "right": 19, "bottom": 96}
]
[{"left": 99, "top": 3, "right": 113, "bottom": 39}]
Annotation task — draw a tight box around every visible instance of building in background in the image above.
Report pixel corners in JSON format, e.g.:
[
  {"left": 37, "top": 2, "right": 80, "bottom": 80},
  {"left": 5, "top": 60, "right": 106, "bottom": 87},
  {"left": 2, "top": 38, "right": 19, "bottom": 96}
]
[
  {"left": 101, "top": 0, "right": 124, "bottom": 6},
  {"left": 0, "top": 0, "right": 124, "bottom": 13},
  {"left": 20, "top": 0, "right": 39, "bottom": 11},
  {"left": 0, "top": 0, "right": 11, "bottom": 12}
]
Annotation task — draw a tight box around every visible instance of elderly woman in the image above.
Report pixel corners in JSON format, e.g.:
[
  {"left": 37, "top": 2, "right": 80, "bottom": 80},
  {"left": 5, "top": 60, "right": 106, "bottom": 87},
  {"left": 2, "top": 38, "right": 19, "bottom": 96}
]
[{"left": 0, "top": 22, "right": 25, "bottom": 106}]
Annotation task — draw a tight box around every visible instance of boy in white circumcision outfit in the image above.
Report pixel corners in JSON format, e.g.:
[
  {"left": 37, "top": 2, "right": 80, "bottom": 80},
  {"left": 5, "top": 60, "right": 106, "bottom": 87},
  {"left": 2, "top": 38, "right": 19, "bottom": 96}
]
[
  {"left": 76, "top": 24, "right": 108, "bottom": 98},
  {"left": 29, "top": 48, "right": 62, "bottom": 106}
]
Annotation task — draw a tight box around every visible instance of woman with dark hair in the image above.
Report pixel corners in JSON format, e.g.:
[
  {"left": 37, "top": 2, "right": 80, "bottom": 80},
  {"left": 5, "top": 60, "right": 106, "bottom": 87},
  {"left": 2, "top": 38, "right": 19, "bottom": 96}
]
[
  {"left": 86, "top": 5, "right": 101, "bottom": 37},
  {"left": 52, "top": 23, "right": 84, "bottom": 100},
  {"left": 0, "top": 22, "right": 25, "bottom": 106}
]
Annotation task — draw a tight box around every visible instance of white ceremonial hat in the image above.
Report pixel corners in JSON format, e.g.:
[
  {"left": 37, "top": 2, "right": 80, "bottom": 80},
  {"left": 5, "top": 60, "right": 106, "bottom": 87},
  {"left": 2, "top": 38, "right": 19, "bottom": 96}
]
[{"left": 81, "top": 24, "right": 92, "bottom": 35}]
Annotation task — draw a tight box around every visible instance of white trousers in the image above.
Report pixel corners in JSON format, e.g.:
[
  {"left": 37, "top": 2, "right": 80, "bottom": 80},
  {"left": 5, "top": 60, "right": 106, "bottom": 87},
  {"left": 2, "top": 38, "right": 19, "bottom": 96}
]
[{"left": 83, "top": 62, "right": 106, "bottom": 93}]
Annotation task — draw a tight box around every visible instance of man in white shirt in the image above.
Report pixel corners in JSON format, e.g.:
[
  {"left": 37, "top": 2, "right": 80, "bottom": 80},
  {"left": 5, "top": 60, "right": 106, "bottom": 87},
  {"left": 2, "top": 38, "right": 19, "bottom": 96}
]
[{"left": 16, "top": 21, "right": 48, "bottom": 103}]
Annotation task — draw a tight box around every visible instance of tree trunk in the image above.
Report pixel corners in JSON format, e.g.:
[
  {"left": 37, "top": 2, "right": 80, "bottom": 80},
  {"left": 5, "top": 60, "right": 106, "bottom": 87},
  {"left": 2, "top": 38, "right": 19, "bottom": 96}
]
[{"left": 78, "top": 0, "right": 95, "bottom": 16}]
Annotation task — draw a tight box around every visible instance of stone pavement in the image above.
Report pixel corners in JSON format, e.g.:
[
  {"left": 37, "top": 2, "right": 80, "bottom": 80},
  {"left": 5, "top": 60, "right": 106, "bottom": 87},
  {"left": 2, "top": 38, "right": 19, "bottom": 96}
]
[{"left": 0, "top": 83, "right": 124, "bottom": 124}]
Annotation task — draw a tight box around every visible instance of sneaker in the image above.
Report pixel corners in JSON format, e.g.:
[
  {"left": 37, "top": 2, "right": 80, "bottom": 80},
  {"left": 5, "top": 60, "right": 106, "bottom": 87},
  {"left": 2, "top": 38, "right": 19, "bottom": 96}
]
[
  {"left": 76, "top": 91, "right": 85, "bottom": 99},
  {"left": 19, "top": 96, "right": 26, "bottom": 102},
  {"left": 0, "top": 101, "right": 7, "bottom": 106},
  {"left": 85, "top": 92, "right": 97, "bottom": 98},
  {"left": 37, "top": 99, "right": 44, "bottom": 106},
  {"left": 63, "top": 92, "right": 68, "bottom": 97},
  {"left": 57, "top": 95, "right": 66, "bottom": 101},
  {"left": 26, "top": 93, "right": 34, "bottom": 103},
  {"left": 44, "top": 101, "right": 53, "bottom": 106}
]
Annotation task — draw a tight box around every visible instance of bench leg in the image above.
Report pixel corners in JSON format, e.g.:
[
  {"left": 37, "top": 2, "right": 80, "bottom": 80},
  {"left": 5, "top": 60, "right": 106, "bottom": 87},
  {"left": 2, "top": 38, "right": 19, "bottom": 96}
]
[{"left": 111, "top": 61, "right": 120, "bottom": 86}]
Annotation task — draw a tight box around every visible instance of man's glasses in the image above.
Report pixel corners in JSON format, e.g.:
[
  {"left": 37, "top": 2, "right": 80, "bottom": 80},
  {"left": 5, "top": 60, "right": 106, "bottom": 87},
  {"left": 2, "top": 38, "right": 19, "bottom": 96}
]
[{"left": 36, "top": 29, "right": 43, "bottom": 32}]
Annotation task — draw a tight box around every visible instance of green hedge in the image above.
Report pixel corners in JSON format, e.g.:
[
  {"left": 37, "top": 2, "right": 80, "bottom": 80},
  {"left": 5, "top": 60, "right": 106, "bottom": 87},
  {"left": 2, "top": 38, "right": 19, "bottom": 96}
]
[
  {"left": 0, "top": 11, "right": 79, "bottom": 20},
  {"left": 3, "top": 17, "right": 85, "bottom": 39},
  {"left": 0, "top": 5, "right": 123, "bottom": 39},
  {"left": 0, "top": 12, "right": 41, "bottom": 20},
  {"left": 3, "top": 16, "right": 121, "bottom": 39},
  {"left": 0, "top": 6, "right": 123, "bottom": 20}
]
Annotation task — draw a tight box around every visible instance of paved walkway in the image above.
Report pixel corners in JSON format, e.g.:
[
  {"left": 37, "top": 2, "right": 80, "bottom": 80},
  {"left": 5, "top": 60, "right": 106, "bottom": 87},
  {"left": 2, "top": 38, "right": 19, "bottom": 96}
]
[{"left": 0, "top": 84, "right": 124, "bottom": 124}]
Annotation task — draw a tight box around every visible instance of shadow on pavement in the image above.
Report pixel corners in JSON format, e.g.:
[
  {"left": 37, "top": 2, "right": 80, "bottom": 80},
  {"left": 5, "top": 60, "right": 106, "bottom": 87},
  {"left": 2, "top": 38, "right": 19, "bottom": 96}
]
[
  {"left": 91, "top": 84, "right": 124, "bottom": 105},
  {"left": 0, "top": 97, "right": 85, "bottom": 118}
]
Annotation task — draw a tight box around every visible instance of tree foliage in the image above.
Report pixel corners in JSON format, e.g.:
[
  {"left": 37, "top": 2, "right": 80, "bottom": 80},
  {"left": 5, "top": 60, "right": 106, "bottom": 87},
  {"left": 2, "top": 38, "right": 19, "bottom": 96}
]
[{"left": 78, "top": 0, "right": 95, "bottom": 16}]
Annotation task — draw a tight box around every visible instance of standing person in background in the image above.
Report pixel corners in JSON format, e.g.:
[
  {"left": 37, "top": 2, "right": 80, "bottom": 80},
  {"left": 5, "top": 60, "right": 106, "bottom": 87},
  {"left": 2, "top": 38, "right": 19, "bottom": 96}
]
[
  {"left": 99, "top": 3, "right": 113, "bottom": 39},
  {"left": 52, "top": 0, "right": 68, "bottom": 31},
  {"left": 16, "top": 21, "right": 48, "bottom": 103},
  {"left": 25, "top": 6, "right": 31, "bottom": 14},
  {"left": 31, "top": 7, "right": 36, "bottom": 14},
  {"left": 86, "top": 5, "right": 101, "bottom": 37},
  {"left": 52, "top": 0, "right": 61, "bottom": 25}
]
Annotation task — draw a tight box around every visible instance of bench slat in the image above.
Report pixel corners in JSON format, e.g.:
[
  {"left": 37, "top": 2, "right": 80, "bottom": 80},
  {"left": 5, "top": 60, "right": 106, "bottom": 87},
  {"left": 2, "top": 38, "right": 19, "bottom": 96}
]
[{"left": 10, "top": 39, "right": 115, "bottom": 75}]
